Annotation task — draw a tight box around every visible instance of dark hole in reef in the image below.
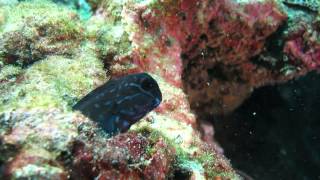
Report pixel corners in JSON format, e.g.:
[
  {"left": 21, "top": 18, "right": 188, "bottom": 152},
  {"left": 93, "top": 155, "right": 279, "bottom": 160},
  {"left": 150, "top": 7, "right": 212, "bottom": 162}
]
[
  {"left": 199, "top": 34, "right": 208, "bottom": 42},
  {"left": 101, "top": 51, "right": 117, "bottom": 71},
  {"left": 56, "top": 150, "right": 73, "bottom": 168},
  {"left": 207, "top": 64, "right": 229, "bottom": 81},
  {"left": 0, "top": 140, "right": 22, "bottom": 179},
  {"left": 250, "top": 23, "right": 288, "bottom": 70},
  {"left": 203, "top": 46, "right": 216, "bottom": 58},
  {"left": 186, "top": 35, "right": 192, "bottom": 42},
  {"left": 180, "top": 53, "right": 189, "bottom": 60},
  {"left": 143, "top": 19, "right": 150, "bottom": 28},
  {"left": 165, "top": 38, "right": 172, "bottom": 47},
  {"left": 3, "top": 54, "right": 20, "bottom": 65},
  {"left": 212, "top": 71, "right": 320, "bottom": 180},
  {"left": 171, "top": 168, "right": 192, "bottom": 180},
  {"left": 177, "top": 12, "right": 187, "bottom": 21},
  {"left": 263, "top": 23, "right": 287, "bottom": 60},
  {"left": 208, "top": 19, "right": 221, "bottom": 33}
]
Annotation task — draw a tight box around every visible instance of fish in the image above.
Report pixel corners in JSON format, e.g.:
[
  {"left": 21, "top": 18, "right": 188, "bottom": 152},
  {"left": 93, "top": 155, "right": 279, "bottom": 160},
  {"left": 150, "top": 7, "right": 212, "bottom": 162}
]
[{"left": 73, "top": 73, "right": 162, "bottom": 135}]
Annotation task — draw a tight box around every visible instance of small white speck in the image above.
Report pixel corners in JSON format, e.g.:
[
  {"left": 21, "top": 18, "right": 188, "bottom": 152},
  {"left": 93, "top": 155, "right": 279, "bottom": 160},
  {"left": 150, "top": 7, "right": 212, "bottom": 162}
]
[{"left": 115, "top": 117, "right": 120, "bottom": 123}]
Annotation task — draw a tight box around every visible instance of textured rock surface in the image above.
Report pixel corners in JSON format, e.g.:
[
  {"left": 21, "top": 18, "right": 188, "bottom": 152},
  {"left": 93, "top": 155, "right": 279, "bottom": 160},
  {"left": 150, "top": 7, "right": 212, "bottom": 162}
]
[
  {"left": 0, "top": 0, "right": 239, "bottom": 179},
  {"left": 1, "top": 0, "right": 319, "bottom": 179},
  {"left": 0, "top": 1, "right": 83, "bottom": 66},
  {"left": 0, "top": 109, "right": 79, "bottom": 179},
  {"left": 107, "top": 0, "right": 320, "bottom": 116}
]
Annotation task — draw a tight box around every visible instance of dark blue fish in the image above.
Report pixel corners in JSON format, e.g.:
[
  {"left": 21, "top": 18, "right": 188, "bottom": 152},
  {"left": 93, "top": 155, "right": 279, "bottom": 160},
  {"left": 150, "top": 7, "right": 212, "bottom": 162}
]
[{"left": 73, "top": 73, "right": 162, "bottom": 135}]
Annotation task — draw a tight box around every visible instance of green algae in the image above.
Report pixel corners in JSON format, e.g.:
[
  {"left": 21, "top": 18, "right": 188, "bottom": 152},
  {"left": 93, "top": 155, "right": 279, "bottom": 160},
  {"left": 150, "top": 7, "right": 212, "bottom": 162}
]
[
  {"left": 85, "top": 0, "right": 132, "bottom": 60},
  {"left": 0, "top": 1, "right": 79, "bottom": 32},
  {"left": 94, "top": 23, "right": 132, "bottom": 59},
  {"left": 98, "top": 0, "right": 127, "bottom": 24},
  {"left": 0, "top": 65, "right": 22, "bottom": 82},
  {"left": 13, "top": 164, "right": 64, "bottom": 179},
  {"left": 0, "top": 0, "right": 107, "bottom": 111},
  {"left": 133, "top": 113, "right": 240, "bottom": 179},
  {"left": 0, "top": 46, "right": 106, "bottom": 111},
  {"left": 0, "top": 0, "right": 83, "bottom": 66}
]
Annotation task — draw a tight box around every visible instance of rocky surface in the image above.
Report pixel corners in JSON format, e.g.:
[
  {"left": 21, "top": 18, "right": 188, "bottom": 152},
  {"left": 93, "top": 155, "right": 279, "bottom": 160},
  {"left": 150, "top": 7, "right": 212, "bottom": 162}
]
[
  {"left": 0, "top": 0, "right": 240, "bottom": 179},
  {"left": 0, "top": 0, "right": 319, "bottom": 179}
]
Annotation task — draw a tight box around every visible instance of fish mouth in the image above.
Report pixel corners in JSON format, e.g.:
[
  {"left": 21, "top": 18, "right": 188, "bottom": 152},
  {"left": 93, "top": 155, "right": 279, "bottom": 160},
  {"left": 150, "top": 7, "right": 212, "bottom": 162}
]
[{"left": 153, "top": 98, "right": 161, "bottom": 106}]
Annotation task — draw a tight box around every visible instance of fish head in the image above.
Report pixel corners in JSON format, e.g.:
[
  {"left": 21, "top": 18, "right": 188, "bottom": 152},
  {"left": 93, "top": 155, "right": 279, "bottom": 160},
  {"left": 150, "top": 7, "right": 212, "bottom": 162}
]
[{"left": 116, "top": 73, "right": 162, "bottom": 120}]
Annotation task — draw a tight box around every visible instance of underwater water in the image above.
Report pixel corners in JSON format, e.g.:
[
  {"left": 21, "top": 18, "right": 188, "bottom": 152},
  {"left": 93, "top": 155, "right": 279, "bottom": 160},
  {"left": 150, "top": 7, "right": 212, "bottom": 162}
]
[{"left": 214, "top": 71, "right": 320, "bottom": 180}]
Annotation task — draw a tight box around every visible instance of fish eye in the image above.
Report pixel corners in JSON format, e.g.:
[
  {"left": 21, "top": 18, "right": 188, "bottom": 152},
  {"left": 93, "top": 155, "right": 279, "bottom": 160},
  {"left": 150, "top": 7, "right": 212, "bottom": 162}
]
[{"left": 141, "top": 78, "right": 154, "bottom": 91}]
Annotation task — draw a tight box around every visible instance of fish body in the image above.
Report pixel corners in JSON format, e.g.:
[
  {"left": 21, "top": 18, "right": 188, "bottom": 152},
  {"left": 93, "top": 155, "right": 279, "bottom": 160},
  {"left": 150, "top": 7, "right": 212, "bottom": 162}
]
[{"left": 73, "top": 73, "right": 162, "bottom": 135}]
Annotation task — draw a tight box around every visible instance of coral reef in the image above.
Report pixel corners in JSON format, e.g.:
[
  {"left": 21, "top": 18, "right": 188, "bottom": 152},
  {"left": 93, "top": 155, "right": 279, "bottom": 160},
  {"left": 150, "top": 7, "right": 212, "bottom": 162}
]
[
  {"left": 109, "top": 0, "right": 269, "bottom": 116},
  {"left": 1, "top": 0, "right": 319, "bottom": 179},
  {"left": 283, "top": 15, "right": 320, "bottom": 70},
  {"left": 0, "top": 0, "right": 239, "bottom": 179},
  {"left": 0, "top": 49, "right": 106, "bottom": 111},
  {"left": 283, "top": 0, "right": 320, "bottom": 12},
  {"left": 0, "top": 109, "right": 78, "bottom": 179},
  {"left": 0, "top": 1, "right": 83, "bottom": 66},
  {"left": 70, "top": 111, "right": 236, "bottom": 179},
  {"left": 108, "top": 0, "right": 320, "bottom": 116}
]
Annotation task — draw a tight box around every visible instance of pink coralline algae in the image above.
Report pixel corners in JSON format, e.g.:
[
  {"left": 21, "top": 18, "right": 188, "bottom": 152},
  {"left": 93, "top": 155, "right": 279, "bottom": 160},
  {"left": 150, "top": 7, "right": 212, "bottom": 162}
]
[
  {"left": 284, "top": 22, "right": 320, "bottom": 69},
  {"left": 111, "top": 0, "right": 288, "bottom": 116},
  {"left": 4, "top": 150, "right": 68, "bottom": 179},
  {"left": 71, "top": 132, "right": 176, "bottom": 180},
  {"left": 285, "top": 38, "right": 320, "bottom": 69},
  {"left": 111, "top": 0, "right": 320, "bottom": 116}
]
